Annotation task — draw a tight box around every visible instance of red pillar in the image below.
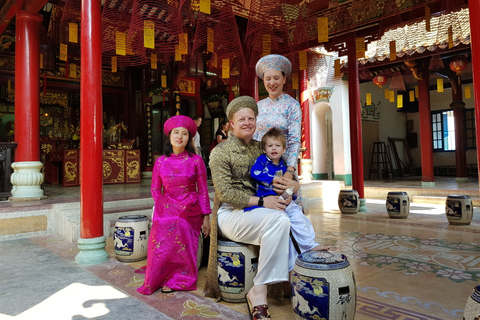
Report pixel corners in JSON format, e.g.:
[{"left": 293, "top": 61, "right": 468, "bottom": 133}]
[
  {"left": 347, "top": 34, "right": 365, "bottom": 200},
  {"left": 417, "top": 64, "right": 434, "bottom": 183},
  {"left": 195, "top": 79, "right": 203, "bottom": 117},
  {"left": 239, "top": 68, "right": 258, "bottom": 102},
  {"left": 14, "top": 11, "right": 42, "bottom": 162},
  {"left": 300, "top": 70, "right": 311, "bottom": 159},
  {"left": 452, "top": 77, "right": 467, "bottom": 179},
  {"left": 80, "top": 0, "right": 104, "bottom": 239},
  {"left": 470, "top": 0, "right": 480, "bottom": 185}
]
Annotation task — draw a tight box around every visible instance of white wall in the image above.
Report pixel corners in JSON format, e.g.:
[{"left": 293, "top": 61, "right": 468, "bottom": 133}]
[
  {"left": 328, "top": 84, "right": 352, "bottom": 176},
  {"left": 359, "top": 81, "right": 408, "bottom": 171},
  {"left": 311, "top": 102, "right": 329, "bottom": 175}
]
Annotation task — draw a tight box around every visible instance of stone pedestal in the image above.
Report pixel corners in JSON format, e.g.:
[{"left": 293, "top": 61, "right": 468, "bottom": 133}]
[
  {"left": 76, "top": 236, "right": 109, "bottom": 266},
  {"left": 300, "top": 159, "right": 313, "bottom": 183},
  {"left": 9, "top": 161, "right": 46, "bottom": 201}
]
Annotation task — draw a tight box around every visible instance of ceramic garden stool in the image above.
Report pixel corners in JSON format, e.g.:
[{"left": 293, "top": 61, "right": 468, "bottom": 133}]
[
  {"left": 338, "top": 190, "right": 359, "bottom": 214},
  {"left": 445, "top": 195, "right": 473, "bottom": 225},
  {"left": 114, "top": 215, "right": 149, "bottom": 262},
  {"left": 217, "top": 238, "right": 259, "bottom": 302},
  {"left": 386, "top": 191, "right": 409, "bottom": 219},
  {"left": 291, "top": 251, "right": 356, "bottom": 320},
  {"left": 464, "top": 284, "right": 480, "bottom": 320}
]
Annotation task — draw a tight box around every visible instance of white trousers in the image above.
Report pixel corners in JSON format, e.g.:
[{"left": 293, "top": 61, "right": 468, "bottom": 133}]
[
  {"left": 218, "top": 203, "right": 290, "bottom": 285},
  {"left": 285, "top": 202, "right": 319, "bottom": 271}
]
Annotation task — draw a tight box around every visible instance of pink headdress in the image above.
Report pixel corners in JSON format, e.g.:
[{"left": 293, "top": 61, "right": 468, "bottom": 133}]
[
  {"left": 255, "top": 54, "right": 292, "bottom": 79},
  {"left": 163, "top": 115, "right": 197, "bottom": 137}
]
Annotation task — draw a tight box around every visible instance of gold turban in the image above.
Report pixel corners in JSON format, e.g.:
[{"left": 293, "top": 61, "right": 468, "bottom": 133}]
[{"left": 226, "top": 96, "right": 258, "bottom": 120}]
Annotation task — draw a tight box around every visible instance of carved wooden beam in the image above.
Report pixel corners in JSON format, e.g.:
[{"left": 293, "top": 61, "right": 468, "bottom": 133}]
[{"left": 0, "top": 0, "right": 16, "bottom": 36}]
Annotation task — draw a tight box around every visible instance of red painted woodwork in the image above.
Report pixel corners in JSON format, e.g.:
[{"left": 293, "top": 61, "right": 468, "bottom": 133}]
[
  {"left": 347, "top": 35, "right": 365, "bottom": 199},
  {"left": 417, "top": 65, "right": 434, "bottom": 182},
  {"left": 195, "top": 78, "right": 203, "bottom": 117},
  {"left": 452, "top": 76, "right": 467, "bottom": 178},
  {"left": 80, "top": 0, "right": 104, "bottom": 239},
  {"left": 14, "top": 11, "right": 43, "bottom": 162},
  {"left": 469, "top": 0, "right": 480, "bottom": 180},
  {"left": 0, "top": 3, "right": 16, "bottom": 36},
  {"left": 300, "top": 70, "right": 311, "bottom": 159}
]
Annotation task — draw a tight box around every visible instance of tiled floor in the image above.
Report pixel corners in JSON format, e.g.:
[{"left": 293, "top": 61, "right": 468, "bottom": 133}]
[{"left": 1, "top": 176, "right": 480, "bottom": 319}]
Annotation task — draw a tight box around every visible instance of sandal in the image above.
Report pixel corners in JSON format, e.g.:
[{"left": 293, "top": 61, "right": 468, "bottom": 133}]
[
  {"left": 246, "top": 294, "right": 271, "bottom": 320},
  {"left": 160, "top": 287, "right": 176, "bottom": 294}
]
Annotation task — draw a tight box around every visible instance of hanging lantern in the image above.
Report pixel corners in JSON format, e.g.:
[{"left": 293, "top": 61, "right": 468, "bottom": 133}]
[
  {"left": 373, "top": 74, "right": 388, "bottom": 88},
  {"left": 449, "top": 56, "right": 467, "bottom": 75}
]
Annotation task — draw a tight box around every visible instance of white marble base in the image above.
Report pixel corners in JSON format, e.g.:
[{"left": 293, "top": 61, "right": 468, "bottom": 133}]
[{"left": 9, "top": 161, "right": 46, "bottom": 201}]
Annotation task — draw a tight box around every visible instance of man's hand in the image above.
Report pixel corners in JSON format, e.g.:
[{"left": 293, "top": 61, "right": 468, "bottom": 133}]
[
  {"left": 272, "top": 176, "right": 299, "bottom": 194},
  {"left": 263, "top": 195, "right": 288, "bottom": 210}
]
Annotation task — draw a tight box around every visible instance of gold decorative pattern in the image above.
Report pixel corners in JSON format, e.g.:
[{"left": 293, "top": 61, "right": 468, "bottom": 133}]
[
  {"left": 103, "top": 161, "right": 112, "bottom": 179},
  {"left": 41, "top": 144, "right": 53, "bottom": 154},
  {"left": 102, "top": 70, "right": 124, "bottom": 86},
  {"left": 6, "top": 89, "right": 68, "bottom": 107},
  {"left": 65, "top": 150, "right": 77, "bottom": 157},
  {"left": 127, "top": 160, "right": 140, "bottom": 179},
  {"left": 145, "top": 103, "right": 153, "bottom": 167},
  {"left": 64, "top": 161, "right": 77, "bottom": 182}
]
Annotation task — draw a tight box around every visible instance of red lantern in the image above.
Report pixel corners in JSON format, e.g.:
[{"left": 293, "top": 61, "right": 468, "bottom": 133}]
[
  {"left": 373, "top": 74, "right": 388, "bottom": 88},
  {"left": 449, "top": 56, "right": 467, "bottom": 75}
]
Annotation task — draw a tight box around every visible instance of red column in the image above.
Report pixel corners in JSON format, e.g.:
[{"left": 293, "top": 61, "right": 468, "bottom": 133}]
[
  {"left": 417, "top": 64, "right": 434, "bottom": 182},
  {"left": 14, "top": 11, "right": 43, "bottom": 162},
  {"left": 452, "top": 77, "right": 467, "bottom": 178},
  {"left": 347, "top": 34, "right": 365, "bottom": 199},
  {"left": 195, "top": 79, "right": 203, "bottom": 117},
  {"left": 300, "top": 70, "right": 311, "bottom": 159},
  {"left": 80, "top": 0, "right": 103, "bottom": 238},
  {"left": 239, "top": 68, "right": 258, "bottom": 101},
  {"left": 470, "top": 1, "right": 480, "bottom": 183}
]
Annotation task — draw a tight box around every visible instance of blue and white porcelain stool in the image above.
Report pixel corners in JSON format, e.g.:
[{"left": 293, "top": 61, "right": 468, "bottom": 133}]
[
  {"left": 445, "top": 195, "right": 473, "bottom": 225},
  {"left": 291, "top": 251, "right": 356, "bottom": 320},
  {"left": 114, "top": 215, "right": 149, "bottom": 262},
  {"left": 338, "top": 190, "right": 359, "bottom": 214},
  {"left": 386, "top": 191, "right": 409, "bottom": 219},
  {"left": 217, "top": 238, "right": 259, "bottom": 302},
  {"left": 464, "top": 284, "right": 480, "bottom": 320}
]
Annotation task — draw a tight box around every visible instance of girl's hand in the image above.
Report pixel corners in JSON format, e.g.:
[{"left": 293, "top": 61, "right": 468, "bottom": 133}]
[
  {"left": 283, "top": 171, "right": 294, "bottom": 180},
  {"left": 202, "top": 215, "right": 211, "bottom": 238}
]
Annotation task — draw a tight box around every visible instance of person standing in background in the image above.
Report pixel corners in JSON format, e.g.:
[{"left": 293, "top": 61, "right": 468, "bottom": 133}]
[{"left": 193, "top": 116, "right": 202, "bottom": 156}]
